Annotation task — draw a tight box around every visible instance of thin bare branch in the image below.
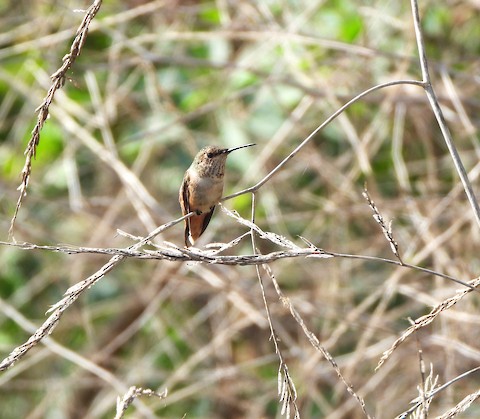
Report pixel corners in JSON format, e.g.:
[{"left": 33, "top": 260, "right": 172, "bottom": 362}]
[
  {"left": 396, "top": 366, "right": 480, "bottom": 418},
  {"left": 363, "top": 187, "right": 403, "bottom": 264},
  {"left": 264, "top": 263, "right": 372, "bottom": 418},
  {"left": 377, "top": 277, "right": 480, "bottom": 370},
  {"left": 250, "top": 194, "right": 300, "bottom": 419},
  {"left": 437, "top": 389, "right": 480, "bottom": 419},
  {"left": 0, "top": 212, "right": 192, "bottom": 371},
  {"left": 222, "top": 79, "right": 425, "bottom": 201},
  {"left": 9, "top": 0, "right": 103, "bottom": 239},
  {"left": 0, "top": 238, "right": 474, "bottom": 290},
  {"left": 409, "top": 0, "right": 480, "bottom": 228},
  {"left": 115, "top": 387, "right": 167, "bottom": 419}
]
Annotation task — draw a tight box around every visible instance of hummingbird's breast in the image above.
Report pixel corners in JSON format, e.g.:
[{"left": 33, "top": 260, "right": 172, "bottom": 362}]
[{"left": 187, "top": 168, "right": 224, "bottom": 213}]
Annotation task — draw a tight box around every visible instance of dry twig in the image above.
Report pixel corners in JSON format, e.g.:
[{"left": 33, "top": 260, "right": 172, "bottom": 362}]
[
  {"left": 363, "top": 187, "right": 403, "bottom": 264},
  {"left": 437, "top": 389, "right": 480, "bottom": 419},
  {"left": 115, "top": 386, "right": 167, "bottom": 419},
  {"left": 0, "top": 212, "right": 192, "bottom": 371},
  {"left": 377, "top": 277, "right": 480, "bottom": 371},
  {"left": 264, "top": 263, "right": 372, "bottom": 418},
  {"left": 9, "top": 0, "right": 103, "bottom": 239},
  {"left": 396, "top": 366, "right": 480, "bottom": 418},
  {"left": 409, "top": 0, "right": 480, "bottom": 228},
  {"left": 250, "top": 193, "right": 300, "bottom": 419}
]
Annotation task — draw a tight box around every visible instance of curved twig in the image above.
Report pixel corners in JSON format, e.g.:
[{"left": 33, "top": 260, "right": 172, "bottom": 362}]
[{"left": 223, "top": 79, "right": 425, "bottom": 201}]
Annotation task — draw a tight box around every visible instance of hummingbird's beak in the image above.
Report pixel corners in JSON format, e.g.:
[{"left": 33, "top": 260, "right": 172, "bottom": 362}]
[{"left": 226, "top": 143, "right": 256, "bottom": 154}]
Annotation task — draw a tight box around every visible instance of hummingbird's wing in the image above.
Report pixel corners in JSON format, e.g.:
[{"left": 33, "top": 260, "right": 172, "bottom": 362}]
[
  {"left": 179, "top": 172, "right": 216, "bottom": 247},
  {"left": 198, "top": 206, "right": 215, "bottom": 237},
  {"left": 179, "top": 174, "right": 192, "bottom": 246}
]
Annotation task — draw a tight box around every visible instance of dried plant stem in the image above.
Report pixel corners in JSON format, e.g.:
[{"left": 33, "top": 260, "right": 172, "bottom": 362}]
[
  {"left": 222, "top": 79, "right": 424, "bottom": 201},
  {"left": 0, "top": 297, "right": 156, "bottom": 416},
  {"left": 362, "top": 188, "right": 403, "bottom": 264},
  {"left": 115, "top": 387, "right": 167, "bottom": 419},
  {"left": 0, "top": 212, "right": 193, "bottom": 371},
  {"left": 377, "top": 277, "right": 480, "bottom": 371},
  {"left": 265, "top": 263, "right": 372, "bottom": 418},
  {"left": 9, "top": 0, "right": 103, "bottom": 239},
  {"left": 437, "top": 389, "right": 480, "bottom": 419},
  {"left": 0, "top": 231, "right": 475, "bottom": 290},
  {"left": 409, "top": 0, "right": 480, "bottom": 228},
  {"left": 1, "top": 240, "right": 474, "bottom": 291},
  {"left": 396, "top": 366, "right": 480, "bottom": 418},
  {"left": 250, "top": 193, "right": 300, "bottom": 419}
]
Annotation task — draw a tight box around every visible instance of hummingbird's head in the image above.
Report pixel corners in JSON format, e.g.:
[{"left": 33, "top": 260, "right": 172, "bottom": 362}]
[
  {"left": 198, "top": 145, "right": 228, "bottom": 161},
  {"left": 193, "top": 144, "right": 256, "bottom": 176}
]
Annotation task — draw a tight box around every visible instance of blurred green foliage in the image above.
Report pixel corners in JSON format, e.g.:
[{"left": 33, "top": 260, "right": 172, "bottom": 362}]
[{"left": 0, "top": 0, "right": 479, "bottom": 418}]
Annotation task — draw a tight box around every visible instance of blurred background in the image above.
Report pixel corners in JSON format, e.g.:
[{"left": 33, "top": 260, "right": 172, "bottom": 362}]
[{"left": 1, "top": 0, "right": 480, "bottom": 417}]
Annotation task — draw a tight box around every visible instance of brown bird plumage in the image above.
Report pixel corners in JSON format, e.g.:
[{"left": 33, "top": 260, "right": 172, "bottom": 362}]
[{"left": 179, "top": 144, "right": 255, "bottom": 246}]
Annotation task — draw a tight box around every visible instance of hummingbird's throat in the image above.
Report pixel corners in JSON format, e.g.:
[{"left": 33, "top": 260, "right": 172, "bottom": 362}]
[{"left": 198, "top": 158, "right": 226, "bottom": 178}]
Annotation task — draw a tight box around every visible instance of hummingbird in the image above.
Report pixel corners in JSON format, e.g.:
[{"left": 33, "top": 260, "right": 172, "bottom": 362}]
[{"left": 179, "top": 143, "right": 256, "bottom": 247}]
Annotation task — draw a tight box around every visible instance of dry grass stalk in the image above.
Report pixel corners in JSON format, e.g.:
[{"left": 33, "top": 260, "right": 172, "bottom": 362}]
[
  {"left": 115, "top": 386, "right": 167, "bottom": 419},
  {"left": 9, "top": 0, "right": 103, "bottom": 239},
  {"left": 377, "top": 277, "right": 480, "bottom": 371}
]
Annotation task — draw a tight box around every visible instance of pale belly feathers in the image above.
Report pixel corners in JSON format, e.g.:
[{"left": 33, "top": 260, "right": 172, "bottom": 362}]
[{"left": 188, "top": 170, "right": 224, "bottom": 213}]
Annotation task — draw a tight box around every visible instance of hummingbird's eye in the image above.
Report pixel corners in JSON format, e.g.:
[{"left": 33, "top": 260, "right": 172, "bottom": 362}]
[{"left": 207, "top": 152, "right": 214, "bottom": 158}]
